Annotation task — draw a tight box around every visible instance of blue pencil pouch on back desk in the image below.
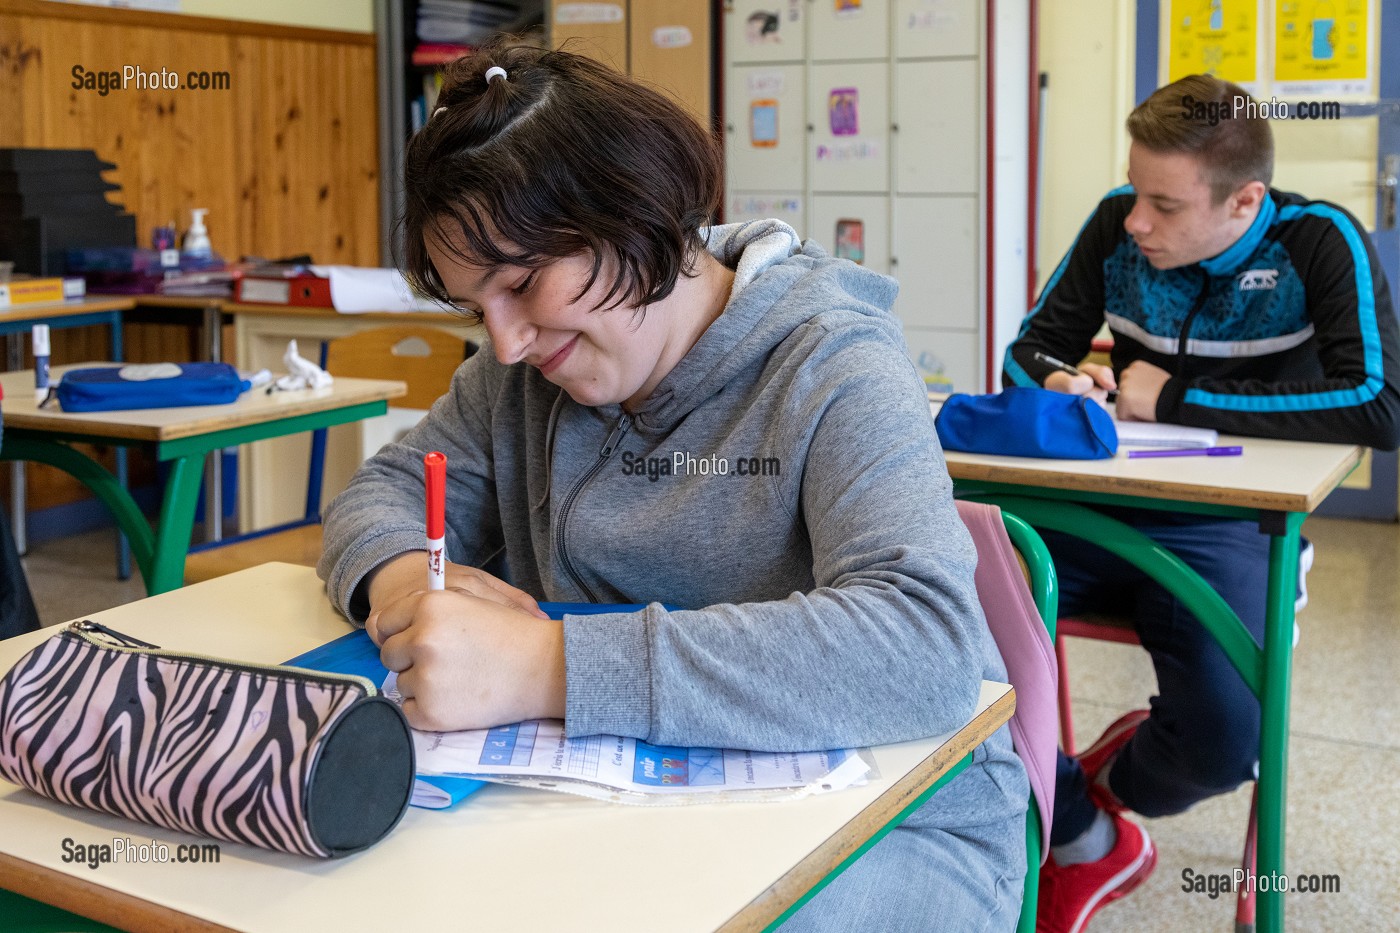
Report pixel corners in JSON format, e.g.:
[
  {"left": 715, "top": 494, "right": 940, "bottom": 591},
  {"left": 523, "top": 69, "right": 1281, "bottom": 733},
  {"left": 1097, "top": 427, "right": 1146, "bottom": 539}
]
[
  {"left": 56, "top": 362, "right": 251, "bottom": 412},
  {"left": 285, "top": 602, "right": 652, "bottom": 810},
  {"left": 934, "top": 386, "right": 1119, "bottom": 460}
]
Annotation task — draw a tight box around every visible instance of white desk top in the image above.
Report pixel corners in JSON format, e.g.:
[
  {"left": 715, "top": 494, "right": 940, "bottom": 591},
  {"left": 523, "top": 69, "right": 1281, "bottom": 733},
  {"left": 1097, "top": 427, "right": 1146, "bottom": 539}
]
[
  {"left": 0, "top": 364, "right": 406, "bottom": 443},
  {"left": 935, "top": 414, "right": 1359, "bottom": 516},
  {"left": 0, "top": 564, "right": 1012, "bottom": 932}
]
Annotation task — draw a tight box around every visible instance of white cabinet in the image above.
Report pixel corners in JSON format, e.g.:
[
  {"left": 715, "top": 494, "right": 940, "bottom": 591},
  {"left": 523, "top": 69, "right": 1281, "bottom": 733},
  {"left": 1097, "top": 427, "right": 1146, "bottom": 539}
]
[
  {"left": 809, "top": 0, "right": 890, "bottom": 62},
  {"left": 725, "top": 64, "right": 806, "bottom": 192},
  {"left": 894, "top": 0, "right": 979, "bottom": 58},
  {"left": 892, "top": 195, "right": 978, "bottom": 329},
  {"left": 894, "top": 60, "right": 978, "bottom": 195},
  {"left": 808, "top": 62, "right": 890, "bottom": 193},
  {"left": 721, "top": 0, "right": 1026, "bottom": 394}
]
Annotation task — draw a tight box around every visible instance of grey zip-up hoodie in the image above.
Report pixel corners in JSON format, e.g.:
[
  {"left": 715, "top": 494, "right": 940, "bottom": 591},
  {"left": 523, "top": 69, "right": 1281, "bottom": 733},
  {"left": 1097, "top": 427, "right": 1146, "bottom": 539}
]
[{"left": 320, "top": 221, "right": 1016, "bottom": 763}]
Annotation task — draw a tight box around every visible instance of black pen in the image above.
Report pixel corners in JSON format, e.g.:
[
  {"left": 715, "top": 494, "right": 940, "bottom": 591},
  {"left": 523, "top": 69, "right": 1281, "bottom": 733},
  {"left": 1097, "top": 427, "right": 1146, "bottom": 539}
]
[
  {"left": 1033, "top": 352, "right": 1119, "bottom": 402},
  {"left": 1033, "top": 351, "right": 1082, "bottom": 376}
]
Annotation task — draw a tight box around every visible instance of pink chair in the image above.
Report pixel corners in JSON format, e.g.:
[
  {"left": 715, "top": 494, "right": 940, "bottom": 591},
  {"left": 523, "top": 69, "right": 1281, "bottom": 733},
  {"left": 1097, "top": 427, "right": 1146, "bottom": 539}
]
[{"left": 955, "top": 499, "right": 1059, "bottom": 932}]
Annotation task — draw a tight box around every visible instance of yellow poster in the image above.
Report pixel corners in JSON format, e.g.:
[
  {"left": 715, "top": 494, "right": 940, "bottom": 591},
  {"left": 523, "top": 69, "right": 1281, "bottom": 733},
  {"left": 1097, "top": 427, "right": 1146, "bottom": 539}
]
[
  {"left": 1274, "top": 0, "right": 1370, "bottom": 95},
  {"left": 1168, "top": 0, "right": 1259, "bottom": 84}
]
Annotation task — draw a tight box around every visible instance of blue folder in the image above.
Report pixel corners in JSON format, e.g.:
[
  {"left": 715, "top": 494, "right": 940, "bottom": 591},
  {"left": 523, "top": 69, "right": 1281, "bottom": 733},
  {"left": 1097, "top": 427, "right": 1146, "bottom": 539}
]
[{"left": 284, "top": 603, "right": 652, "bottom": 810}]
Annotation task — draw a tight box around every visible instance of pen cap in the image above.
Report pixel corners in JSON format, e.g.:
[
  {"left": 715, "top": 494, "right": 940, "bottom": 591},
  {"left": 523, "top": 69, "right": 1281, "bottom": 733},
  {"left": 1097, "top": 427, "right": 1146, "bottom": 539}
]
[
  {"left": 424, "top": 451, "right": 447, "bottom": 539},
  {"left": 31, "top": 324, "right": 49, "bottom": 357}
]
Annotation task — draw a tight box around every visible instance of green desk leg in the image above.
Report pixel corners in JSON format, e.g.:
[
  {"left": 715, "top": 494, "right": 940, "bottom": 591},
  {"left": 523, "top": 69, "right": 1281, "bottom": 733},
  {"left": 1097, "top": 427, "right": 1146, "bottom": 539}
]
[
  {"left": 959, "top": 494, "right": 1262, "bottom": 693},
  {"left": 1257, "top": 512, "right": 1303, "bottom": 933},
  {"left": 146, "top": 452, "right": 207, "bottom": 595},
  {"left": 0, "top": 436, "right": 155, "bottom": 586}
]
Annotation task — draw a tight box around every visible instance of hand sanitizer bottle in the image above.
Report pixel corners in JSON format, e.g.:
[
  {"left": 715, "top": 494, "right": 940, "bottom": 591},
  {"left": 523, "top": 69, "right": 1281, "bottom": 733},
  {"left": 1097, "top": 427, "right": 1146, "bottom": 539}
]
[{"left": 181, "top": 208, "right": 213, "bottom": 260}]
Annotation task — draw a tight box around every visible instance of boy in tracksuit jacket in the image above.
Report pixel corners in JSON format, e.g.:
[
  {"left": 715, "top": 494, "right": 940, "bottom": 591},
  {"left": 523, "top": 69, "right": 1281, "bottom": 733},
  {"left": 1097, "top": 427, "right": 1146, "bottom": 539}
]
[{"left": 1004, "top": 73, "right": 1400, "bottom": 932}]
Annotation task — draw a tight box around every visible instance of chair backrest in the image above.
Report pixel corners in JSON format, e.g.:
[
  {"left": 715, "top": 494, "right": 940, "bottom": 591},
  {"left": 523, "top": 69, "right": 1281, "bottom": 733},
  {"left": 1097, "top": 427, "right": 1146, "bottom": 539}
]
[
  {"left": 326, "top": 325, "right": 474, "bottom": 410},
  {"left": 955, "top": 499, "right": 1058, "bottom": 862}
]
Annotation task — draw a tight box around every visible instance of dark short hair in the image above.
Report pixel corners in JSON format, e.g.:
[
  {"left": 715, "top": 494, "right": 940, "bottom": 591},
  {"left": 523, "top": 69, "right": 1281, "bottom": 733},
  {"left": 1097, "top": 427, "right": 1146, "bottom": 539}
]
[
  {"left": 1126, "top": 74, "right": 1273, "bottom": 203},
  {"left": 401, "top": 40, "right": 723, "bottom": 318}
]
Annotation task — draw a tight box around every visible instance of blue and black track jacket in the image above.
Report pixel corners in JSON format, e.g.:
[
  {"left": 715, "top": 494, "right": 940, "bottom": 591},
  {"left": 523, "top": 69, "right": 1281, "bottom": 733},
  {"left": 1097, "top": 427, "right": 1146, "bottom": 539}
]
[{"left": 1004, "top": 187, "right": 1400, "bottom": 449}]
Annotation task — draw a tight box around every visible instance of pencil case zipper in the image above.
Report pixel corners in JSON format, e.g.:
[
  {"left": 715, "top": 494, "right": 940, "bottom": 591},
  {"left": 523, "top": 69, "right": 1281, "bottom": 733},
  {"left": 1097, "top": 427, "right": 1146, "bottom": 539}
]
[{"left": 67, "top": 620, "right": 379, "bottom": 696}]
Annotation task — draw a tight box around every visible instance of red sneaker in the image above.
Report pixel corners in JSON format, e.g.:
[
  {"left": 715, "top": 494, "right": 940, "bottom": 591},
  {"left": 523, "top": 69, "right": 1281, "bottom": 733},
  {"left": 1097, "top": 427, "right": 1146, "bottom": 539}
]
[
  {"left": 1036, "top": 812, "right": 1157, "bottom": 933},
  {"left": 1076, "top": 709, "right": 1149, "bottom": 813}
]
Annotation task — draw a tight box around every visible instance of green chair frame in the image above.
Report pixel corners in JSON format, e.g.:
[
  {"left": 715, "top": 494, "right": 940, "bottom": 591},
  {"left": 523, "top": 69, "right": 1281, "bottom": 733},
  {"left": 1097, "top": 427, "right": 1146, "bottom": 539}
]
[{"left": 1000, "top": 510, "right": 1059, "bottom": 933}]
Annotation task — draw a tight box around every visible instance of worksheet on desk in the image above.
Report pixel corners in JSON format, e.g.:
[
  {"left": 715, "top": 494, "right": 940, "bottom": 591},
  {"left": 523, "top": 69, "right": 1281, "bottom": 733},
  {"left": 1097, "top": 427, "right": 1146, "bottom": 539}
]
[{"left": 383, "top": 673, "right": 871, "bottom": 805}]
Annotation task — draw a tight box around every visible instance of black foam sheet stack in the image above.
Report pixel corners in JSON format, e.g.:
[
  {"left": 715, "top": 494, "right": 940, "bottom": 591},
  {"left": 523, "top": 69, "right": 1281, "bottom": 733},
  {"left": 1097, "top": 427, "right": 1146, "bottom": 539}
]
[{"left": 0, "top": 148, "right": 137, "bottom": 276}]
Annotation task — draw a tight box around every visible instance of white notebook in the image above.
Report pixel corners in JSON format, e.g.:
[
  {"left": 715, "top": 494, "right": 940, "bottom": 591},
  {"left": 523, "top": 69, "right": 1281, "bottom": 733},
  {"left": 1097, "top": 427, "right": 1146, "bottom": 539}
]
[{"left": 1113, "top": 419, "right": 1218, "bottom": 448}]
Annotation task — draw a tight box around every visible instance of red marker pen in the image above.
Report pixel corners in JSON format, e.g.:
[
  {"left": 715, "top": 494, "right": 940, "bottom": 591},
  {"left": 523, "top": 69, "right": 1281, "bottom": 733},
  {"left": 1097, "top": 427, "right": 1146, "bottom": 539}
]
[{"left": 424, "top": 451, "right": 446, "bottom": 590}]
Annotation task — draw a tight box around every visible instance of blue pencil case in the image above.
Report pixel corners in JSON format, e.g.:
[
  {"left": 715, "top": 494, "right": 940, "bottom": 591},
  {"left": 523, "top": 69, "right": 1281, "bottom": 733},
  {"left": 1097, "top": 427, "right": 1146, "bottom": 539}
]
[
  {"left": 935, "top": 386, "right": 1119, "bottom": 460},
  {"left": 56, "top": 362, "right": 251, "bottom": 412}
]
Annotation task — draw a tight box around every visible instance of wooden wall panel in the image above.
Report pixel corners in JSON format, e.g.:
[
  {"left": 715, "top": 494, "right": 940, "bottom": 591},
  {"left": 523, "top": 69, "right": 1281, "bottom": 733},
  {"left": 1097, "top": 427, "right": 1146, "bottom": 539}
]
[
  {"left": 551, "top": 1, "right": 629, "bottom": 72},
  {"left": 629, "top": 0, "right": 711, "bottom": 129},
  {"left": 0, "top": 0, "right": 378, "bottom": 268}
]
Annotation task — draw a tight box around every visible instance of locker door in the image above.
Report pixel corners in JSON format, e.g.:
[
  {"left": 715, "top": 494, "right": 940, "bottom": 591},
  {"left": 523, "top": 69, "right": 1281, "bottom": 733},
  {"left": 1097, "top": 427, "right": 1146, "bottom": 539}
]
[
  {"left": 808, "top": 62, "right": 890, "bottom": 193},
  {"left": 892, "top": 194, "right": 978, "bottom": 330},
  {"left": 902, "top": 328, "right": 980, "bottom": 393},
  {"left": 894, "top": 0, "right": 980, "bottom": 58},
  {"left": 726, "top": 0, "right": 805, "bottom": 64},
  {"left": 725, "top": 64, "right": 807, "bottom": 192},
  {"left": 894, "top": 60, "right": 979, "bottom": 194},
  {"left": 810, "top": 0, "right": 890, "bottom": 62},
  {"left": 810, "top": 195, "right": 890, "bottom": 271}
]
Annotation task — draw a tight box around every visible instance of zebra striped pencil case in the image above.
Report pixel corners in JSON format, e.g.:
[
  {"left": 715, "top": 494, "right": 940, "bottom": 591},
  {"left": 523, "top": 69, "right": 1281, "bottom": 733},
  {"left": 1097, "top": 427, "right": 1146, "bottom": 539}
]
[{"left": 0, "top": 620, "right": 415, "bottom": 858}]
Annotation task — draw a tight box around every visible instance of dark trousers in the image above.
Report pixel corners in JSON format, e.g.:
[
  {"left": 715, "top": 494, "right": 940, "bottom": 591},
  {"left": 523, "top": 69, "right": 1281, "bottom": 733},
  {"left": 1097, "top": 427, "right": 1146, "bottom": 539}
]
[
  {"left": 1045, "top": 507, "right": 1270, "bottom": 846},
  {"left": 0, "top": 414, "right": 40, "bottom": 639}
]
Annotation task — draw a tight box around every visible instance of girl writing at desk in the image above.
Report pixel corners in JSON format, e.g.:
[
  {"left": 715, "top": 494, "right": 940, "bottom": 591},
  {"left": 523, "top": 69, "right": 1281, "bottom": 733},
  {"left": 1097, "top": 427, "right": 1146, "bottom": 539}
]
[{"left": 318, "top": 42, "right": 1026, "bottom": 930}]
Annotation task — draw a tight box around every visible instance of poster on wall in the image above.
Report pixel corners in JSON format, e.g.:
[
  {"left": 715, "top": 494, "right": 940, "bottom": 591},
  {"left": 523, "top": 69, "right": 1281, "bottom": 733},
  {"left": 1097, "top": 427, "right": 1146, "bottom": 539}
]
[
  {"left": 1167, "top": 0, "right": 1260, "bottom": 87},
  {"left": 1273, "top": 0, "right": 1372, "bottom": 96},
  {"left": 750, "top": 100, "right": 779, "bottom": 147},
  {"left": 828, "top": 88, "right": 859, "bottom": 136},
  {"left": 744, "top": 9, "right": 784, "bottom": 45},
  {"left": 834, "top": 219, "right": 865, "bottom": 263}
]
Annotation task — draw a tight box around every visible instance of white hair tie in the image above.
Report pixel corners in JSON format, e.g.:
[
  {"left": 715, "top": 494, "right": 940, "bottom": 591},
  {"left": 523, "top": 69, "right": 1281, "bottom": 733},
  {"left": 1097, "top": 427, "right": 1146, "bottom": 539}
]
[
  {"left": 485, "top": 66, "right": 507, "bottom": 85},
  {"left": 432, "top": 106, "right": 447, "bottom": 120}
]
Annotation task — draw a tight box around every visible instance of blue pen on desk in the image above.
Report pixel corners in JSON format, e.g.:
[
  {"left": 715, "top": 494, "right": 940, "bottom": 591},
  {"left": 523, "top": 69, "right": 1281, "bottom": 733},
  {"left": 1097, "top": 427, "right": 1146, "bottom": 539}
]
[{"left": 1127, "top": 446, "right": 1243, "bottom": 459}]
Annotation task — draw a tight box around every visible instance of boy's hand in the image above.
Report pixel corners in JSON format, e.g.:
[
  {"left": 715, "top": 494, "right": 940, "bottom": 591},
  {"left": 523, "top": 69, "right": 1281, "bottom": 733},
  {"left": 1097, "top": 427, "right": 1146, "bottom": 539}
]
[
  {"left": 1115, "top": 360, "right": 1171, "bottom": 422},
  {"left": 1044, "top": 361, "right": 1117, "bottom": 405}
]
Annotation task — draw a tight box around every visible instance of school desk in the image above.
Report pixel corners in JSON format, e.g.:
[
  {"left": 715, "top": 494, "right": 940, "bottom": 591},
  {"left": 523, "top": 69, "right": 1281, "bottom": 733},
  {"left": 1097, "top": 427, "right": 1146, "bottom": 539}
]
[
  {"left": 0, "top": 562, "right": 1015, "bottom": 932},
  {"left": 0, "top": 296, "right": 132, "bottom": 564},
  {"left": 942, "top": 431, "right": 1362, "bottom": 933},
  {"left": 0, "top": 365, "right": 405, "bottom": 596},
  {"left": 227, "top": 302, "right": 482, "bottom": 533}
]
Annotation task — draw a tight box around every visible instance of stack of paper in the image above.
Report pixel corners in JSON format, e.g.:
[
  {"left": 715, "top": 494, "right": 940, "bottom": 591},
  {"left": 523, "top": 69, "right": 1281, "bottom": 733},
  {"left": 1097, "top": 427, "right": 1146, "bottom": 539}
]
[
  {"left": 1113, "top": 419, "right": 1219, "bottom": 448},
  {"left": 384, "top": 673, "right": 871, "bottom": 807}
]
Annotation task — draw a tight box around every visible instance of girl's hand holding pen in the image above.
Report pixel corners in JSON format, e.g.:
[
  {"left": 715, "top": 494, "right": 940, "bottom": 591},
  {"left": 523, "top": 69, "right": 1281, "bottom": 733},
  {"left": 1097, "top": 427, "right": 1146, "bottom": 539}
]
[{"left": 369, "top": 588, "right": 566, "bottom": 732}]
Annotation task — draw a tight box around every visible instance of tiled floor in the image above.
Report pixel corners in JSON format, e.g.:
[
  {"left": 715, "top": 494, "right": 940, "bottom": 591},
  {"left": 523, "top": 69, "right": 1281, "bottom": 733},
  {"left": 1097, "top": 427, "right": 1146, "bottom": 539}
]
[
  {"left": 16, "top": 515, "right": 1400, "bottom": 930},
  {"left": 1057, "top": 515, "right": 1400, "bottom": 932}
]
